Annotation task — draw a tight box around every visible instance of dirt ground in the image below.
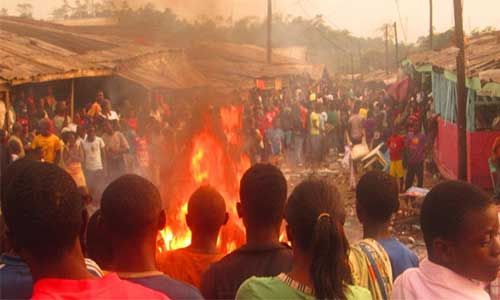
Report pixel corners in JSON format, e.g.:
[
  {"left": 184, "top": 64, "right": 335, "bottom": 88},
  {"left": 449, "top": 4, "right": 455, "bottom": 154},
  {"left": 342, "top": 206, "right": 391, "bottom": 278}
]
[{"left": 281, "top": 153, "right": 442, "bottom": 260}]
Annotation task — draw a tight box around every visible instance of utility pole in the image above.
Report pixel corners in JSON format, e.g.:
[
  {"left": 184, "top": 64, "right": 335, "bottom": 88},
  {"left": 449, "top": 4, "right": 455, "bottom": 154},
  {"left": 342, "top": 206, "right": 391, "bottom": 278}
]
[
  {"left": 394, "top": 22, "right": 399, "bottom": 68},
  {"left": 384, "top": 24, "right": 389, "bottom": 74},
  {"left": 454, "top": 0, "right": 467, "bottom": 181},
  {"left": 429, "top": 0, "right": 433, "bottom": 50},
  {"left": 267, "top": 0, "right": 272, "bottom": 64}
]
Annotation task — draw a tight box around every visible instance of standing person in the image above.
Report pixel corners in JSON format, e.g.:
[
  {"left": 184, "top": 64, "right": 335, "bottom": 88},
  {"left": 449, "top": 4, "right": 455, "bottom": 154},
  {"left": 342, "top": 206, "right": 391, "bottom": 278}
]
[
  {"left": 347, "top": 101, "right": 364, "bottom": 146},
  {"left": 8, "top": 123, "right": 26, "bottom": 159},
  {"left": 101, "top": 121, "right": 129, "bottom": 181},
  {"left": 387, "top": 127, "right": 406, "bottom": 191},
  {"left": 356, "top": 171, "right": 419, "bottom": 280},
  {"left": 309, "top": 104, "right": 321, "bottom": 167},
  {"left": 81, "top": 125, "right": 106, "bottom": 201},
  {"left": 101, "top": 175, "right": 203, "bottom": 299},
  {"left": 62, "top": 132, "right": 86, "bottom": 188},
  {"left": 1, "top": 162, "right": 168, "bottom": 300},
  {"left": 87, "top": 90, "right": 104, "bottom": 120},
  {"left": 158, "top": 186, "right": 228, "bottom": 288},
  {"left": 31, "top": 119, "right": 61, "bottom": 164},
  {"left": 236, "top": 179, "right": 371, "bottom": 300},
  {"left": 363, "top": 110, "right": 377, "bottom": 149},
  {"left": 200, "top": 164, "right": 292, "bottom": 300},
  {"left": 52, "top": 101, "right": 70, "bottom": 136},
  {"left": 291, "top": 104, "right": 306, "bottom": 167},
  {"left": 405, "top": 124, "right": 427, "bottom": 190},
  {"left": 393, "top": 181, "right": 500, "bottom": 300}
]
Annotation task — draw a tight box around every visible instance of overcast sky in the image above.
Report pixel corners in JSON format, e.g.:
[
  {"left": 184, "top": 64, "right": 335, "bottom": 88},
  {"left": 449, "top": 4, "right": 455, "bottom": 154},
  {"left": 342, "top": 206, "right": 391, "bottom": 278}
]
[{"left": 2, "top": 0, "right": 500, "bottom": 42}]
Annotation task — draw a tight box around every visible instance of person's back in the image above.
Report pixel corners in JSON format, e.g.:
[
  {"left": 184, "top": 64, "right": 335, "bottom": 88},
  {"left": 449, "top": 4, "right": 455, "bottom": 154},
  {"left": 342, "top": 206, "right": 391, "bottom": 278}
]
[
  {"left": 393, "top": 181, "right": 500, "bottom": 300},
  {"left": 200, "top": 164, "right": 292, "bottom": 300},
  {"left": 355, "top": 171, "right": 419, "bottom": 282},
  {"left": 2, "top": 162, "right": 168, "bottom": 300},
  {"left": 236, "top": 179, "right": 371, "bottom": 300},
  {"left": 158, "top": 186, "right": 228, "bottom": 288},
  {"left": 348, "top": 113, "right": 363, "bottom": 143},
  {"left": 100, "top": 174, "right": 203, "bottom": 300}
]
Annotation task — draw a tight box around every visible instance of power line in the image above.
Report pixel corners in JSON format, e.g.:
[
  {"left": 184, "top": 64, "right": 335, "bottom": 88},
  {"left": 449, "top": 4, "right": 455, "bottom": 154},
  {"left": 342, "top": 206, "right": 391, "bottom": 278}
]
[{"left": 394, "top": 0, "right": 408, "bottom": 42}]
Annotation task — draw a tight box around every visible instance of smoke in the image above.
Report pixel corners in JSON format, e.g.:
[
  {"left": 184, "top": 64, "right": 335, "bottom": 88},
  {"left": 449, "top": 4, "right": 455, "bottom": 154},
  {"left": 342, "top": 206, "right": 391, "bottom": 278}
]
[{"left": 118, "top": 0, "right": 265, "bottom": 20}]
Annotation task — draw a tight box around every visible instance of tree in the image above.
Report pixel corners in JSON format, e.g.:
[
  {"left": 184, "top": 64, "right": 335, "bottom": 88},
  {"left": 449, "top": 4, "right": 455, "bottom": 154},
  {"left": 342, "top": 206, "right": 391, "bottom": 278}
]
[
  {"left": 73, "top": 0, "right": 89, "bottom": 19},
  {"left": 17, "top": 3, "right": 33, "bottom": 19},
  {"left": 0, "top": 8, "right": 8, "bottom": 16}
]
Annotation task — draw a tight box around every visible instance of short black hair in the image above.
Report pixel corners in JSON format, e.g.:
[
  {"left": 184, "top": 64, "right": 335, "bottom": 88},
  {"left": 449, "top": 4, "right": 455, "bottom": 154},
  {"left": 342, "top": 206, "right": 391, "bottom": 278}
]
[
  {"left": 356, "top": 171, "right": 399, "bottom": 223},
  {"left": 421, "top": 181, "right": 493, "bottom": 253},
  {"left": 188, "top": 185, "right": 226, "bottom": 233},
  {"left": 239, "top": 164, "right": 287, "bottom": 228},
  {"left": 2, "top": 162, "right": 83, "bottom": 260},
  {"left": 86, "top": 210, "right": 112, "bottom": 269},
  {"left": 101, "top": 174, "right": 162, "bottom": 237}
]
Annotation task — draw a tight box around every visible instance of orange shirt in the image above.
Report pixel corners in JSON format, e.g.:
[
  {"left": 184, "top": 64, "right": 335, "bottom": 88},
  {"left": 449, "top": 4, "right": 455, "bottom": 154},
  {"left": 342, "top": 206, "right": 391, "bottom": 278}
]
[
  {"left": 157, "top": 248, "right": 223, "bottom": 288},
  {"left": 31, "top": 134, "right": 62, "bottom": 163}
]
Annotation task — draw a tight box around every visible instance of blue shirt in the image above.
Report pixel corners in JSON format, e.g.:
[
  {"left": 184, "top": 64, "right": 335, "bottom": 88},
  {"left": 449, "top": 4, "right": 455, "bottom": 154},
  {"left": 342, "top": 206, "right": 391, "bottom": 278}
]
[
  {"left": 125, "top": 274, "right": 203, "bottom": 300},
  {"left": 0, "top": 254, "right": 103, "bottom": 300},
  {"left": 378, "top": 238, "right": 419, "bottom": 280}
]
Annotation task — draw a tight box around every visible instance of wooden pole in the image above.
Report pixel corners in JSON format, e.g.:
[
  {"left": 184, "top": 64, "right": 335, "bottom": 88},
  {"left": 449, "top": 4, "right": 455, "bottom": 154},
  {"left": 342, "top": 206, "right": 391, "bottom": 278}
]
[
  {"left": 429, "top": 0, "right": 434, "bottom": 50},
  {"left": 267, "top": 0, "right": 272, "bottom": 64},
  {"left": 394, "top": 22, "right": 399, "bottom": 68},
  {"left": 70, "top": 79, "right": 75, "bottom": 121},
  {"left": 385, "top": 24, "right": 389, "bottom": 74},
  {"left": 454, "top": 0, "right": 467, "bottom": 181}
]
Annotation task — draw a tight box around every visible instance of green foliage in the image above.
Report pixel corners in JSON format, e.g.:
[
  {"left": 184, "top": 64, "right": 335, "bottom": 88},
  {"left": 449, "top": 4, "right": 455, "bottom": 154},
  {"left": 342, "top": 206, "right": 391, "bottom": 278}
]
[{"left": 17, "top": 3, "right": 33, "bottom": 19}]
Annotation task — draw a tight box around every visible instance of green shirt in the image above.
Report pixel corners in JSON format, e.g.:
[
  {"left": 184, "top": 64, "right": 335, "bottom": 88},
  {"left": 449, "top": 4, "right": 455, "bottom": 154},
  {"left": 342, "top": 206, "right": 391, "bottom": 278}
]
[{"left": 236, "top": 274, "right": 372, "bottom": 300}]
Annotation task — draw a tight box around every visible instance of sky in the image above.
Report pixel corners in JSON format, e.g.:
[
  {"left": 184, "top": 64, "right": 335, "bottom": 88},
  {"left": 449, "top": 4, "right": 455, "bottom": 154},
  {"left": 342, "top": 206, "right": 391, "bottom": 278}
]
[{"left": 2, "top": 0, "right": 500, "bottom": 43}]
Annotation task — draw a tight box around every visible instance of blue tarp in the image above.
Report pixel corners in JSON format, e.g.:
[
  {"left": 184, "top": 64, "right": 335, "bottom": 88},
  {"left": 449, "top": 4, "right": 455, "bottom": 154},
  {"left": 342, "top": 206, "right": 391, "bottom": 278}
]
[{"left": 432, "top": 71, "right": 476, "bottom": 131}]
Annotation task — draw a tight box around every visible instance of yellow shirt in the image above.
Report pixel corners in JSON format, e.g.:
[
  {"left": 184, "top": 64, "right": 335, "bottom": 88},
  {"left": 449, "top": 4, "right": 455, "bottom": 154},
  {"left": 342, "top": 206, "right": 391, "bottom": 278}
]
[
  {"left": 359, "top": 108, "right": 368, "bottom": 120},
  {"left": 87, "top": 102, "right": 102, "bottom": 118},
  {"left": 32, "top": 134, "right": 62, "bottom": 163},
  {"left": 310, "top": 112, "right": 320, "bottom": 136}
]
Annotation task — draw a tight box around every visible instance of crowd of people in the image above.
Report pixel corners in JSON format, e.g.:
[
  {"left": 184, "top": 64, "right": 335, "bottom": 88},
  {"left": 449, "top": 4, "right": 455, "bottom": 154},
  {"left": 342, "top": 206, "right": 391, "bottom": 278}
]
[
  {"left": 242, "top": 83, "right": 437, "bottom": 192},
  {"left": 1, "top": 159, "right": 499, "bottom": 300}
]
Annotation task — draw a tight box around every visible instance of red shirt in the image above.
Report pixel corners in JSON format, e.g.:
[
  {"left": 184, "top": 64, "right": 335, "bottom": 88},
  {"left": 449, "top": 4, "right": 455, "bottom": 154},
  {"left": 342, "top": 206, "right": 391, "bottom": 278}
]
[
  {"left": 32, "top": 273, "right": 169, "bottom": 300},
  {"left": 388, "top": 134, "right": 405, "bottom": 161}
]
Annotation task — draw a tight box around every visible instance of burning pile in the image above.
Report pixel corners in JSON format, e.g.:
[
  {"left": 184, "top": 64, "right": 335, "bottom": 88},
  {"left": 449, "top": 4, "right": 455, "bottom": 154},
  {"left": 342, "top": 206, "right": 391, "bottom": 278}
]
[{"left": 158, "top": 105, "right": 250, "bottom": 254}]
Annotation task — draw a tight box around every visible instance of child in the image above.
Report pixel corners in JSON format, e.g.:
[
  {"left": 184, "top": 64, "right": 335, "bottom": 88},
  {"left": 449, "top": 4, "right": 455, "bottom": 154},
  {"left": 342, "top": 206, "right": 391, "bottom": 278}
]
[
  {"left": 392, "top": 181, "right": 500, "bottom": 300},
  {"left": 405, "top": 123, "right": 427, "bottom": 190},
  {"left": 387, "top": 126, "right": 405, "bottom": 190},
  {"left": 356, "top": 171, "right": 419, "bottom": 280}
]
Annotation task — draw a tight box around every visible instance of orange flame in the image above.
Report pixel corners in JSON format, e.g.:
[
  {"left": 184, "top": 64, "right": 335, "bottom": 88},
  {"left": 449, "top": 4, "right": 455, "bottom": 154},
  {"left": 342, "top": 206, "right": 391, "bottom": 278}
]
[{"left": 158, "top": 105, "right": 250, "bottom": 255}]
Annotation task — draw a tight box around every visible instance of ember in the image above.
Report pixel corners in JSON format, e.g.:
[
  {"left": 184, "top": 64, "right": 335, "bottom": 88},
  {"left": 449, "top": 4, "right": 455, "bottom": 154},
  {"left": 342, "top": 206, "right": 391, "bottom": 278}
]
[{"left": 158, "top": 105, "right": 250, "bottom": 254}]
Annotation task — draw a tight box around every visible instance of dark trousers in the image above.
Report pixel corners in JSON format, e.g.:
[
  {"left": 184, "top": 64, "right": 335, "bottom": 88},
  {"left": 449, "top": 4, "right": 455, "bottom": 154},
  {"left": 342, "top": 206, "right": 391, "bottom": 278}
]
[{"left": 406, "top": 161, "right": 424, "bottom": 190}]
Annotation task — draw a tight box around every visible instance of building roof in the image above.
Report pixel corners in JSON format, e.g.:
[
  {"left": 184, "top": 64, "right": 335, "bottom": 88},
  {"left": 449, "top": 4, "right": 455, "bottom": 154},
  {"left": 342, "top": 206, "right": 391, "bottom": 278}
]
[{"left": 409, "top": 31, "right": 500, "bottom": 83}]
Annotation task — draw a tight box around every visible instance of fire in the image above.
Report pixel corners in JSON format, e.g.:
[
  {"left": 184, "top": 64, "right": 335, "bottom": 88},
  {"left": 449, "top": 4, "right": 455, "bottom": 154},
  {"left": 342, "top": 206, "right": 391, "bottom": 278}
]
[{"left": 158, "top": 105, "right": 250, "bottom": 255}]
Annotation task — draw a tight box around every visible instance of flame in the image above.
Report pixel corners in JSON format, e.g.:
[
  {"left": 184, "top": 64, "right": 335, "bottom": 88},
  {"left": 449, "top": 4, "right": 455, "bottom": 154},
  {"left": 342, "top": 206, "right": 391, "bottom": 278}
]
[{"left": 158, "top": 105, "right": 249, "bottom": 255}]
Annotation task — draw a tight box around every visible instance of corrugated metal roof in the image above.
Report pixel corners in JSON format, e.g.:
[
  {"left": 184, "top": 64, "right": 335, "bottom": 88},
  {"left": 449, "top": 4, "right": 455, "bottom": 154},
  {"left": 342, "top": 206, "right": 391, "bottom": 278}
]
[{"left": 409, "top": 32, "right": 500, "bottom": 82}]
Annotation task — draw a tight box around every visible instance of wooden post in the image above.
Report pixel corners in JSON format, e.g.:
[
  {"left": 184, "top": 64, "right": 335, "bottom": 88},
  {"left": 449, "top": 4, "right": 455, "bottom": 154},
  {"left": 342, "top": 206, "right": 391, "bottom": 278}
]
[
  {"left": 429, "top": 0, "right": 434, "bottom": 50},
  {"left": 454, "top": 0, "right": 467, "bottom": 181},
  {"left": 267, "top": 0, "right": 272, "bottom": 64},
  {"left": 5, "top": 89, "right": 11, "bottom": 131},
  {"left": 394, "top": 22, "right": 399, "bottom": 68},
  {"left": 70, "top": 79, "right": 75, "bottom": 121},
  {"left": 385, "top": 24, "right": 389, "bottom": 74}
]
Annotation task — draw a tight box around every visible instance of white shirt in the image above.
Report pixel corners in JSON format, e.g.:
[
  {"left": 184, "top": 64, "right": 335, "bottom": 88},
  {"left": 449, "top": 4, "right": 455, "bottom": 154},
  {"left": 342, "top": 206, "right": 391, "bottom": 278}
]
[
  {"left": 82, "top": 137, "right": 105, "bottom": 171},
  {"left": 392, "top": 259, "right": 490, "bottom": 300}
]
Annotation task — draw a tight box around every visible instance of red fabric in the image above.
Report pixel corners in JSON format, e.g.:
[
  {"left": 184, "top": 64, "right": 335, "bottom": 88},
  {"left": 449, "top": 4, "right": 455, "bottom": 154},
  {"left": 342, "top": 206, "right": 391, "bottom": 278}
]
[
  {"left": 299, "top": 105, "right": 308, "bottom": 128},
  {"left": 433, "top": 117, "right": 500, "bottom": 189},
  {"left": 386, "top": 77, "right": 410, "bottom": 102},
  {"left": 32, "top": 273, "right": 169, "bottom": 300},
  {"left": 256, "top": 80, "right": 265, "bottom": 90},
  {"left": 388, "top": 134, "right": 405, "bottom": 161}
]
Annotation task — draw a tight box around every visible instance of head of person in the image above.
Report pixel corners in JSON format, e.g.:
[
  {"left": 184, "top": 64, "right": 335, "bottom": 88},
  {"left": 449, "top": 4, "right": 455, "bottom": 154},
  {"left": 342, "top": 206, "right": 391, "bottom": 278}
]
[
  {"left": 237, "top": 164, "right": 287, "bottom": 235},
  {"left": 86, "top": 210, "right": 112, "bottom": 270},
  {"left": 7, "top": 139, "right": 22, "bottom": 156},
  {"left": 38, "top": 119, "right": 51, "bottom": 137},
  {"left": 100, "top": 175, "right": 165, "bottom": 255},
  {"left": 356, "top": 171, "right": 399, "bottom": 226},
  {"left": 285, "top": 178, "right": 352, "bottom": 300},
  {"left": 186, "top": 186, "right": 228, "bottom": 239},
  {"left": 352, "top": 100, "right": 361, "bottom": 114},
  {"left": 421, "top": 180, "right": 500, "bottom": 282},
  {"left": 77, "top": 125, "right": 86, "bottom": 139},
  {"left": 96, "top": 90, "right": 105, "bottom": 102},
  {"left": 2, "top": 162, "right": 87, "bottom": 267},
  {"left": 102, "top": 99, "right": 111, "bottom": 113},
  {"left": 87, "top": 125, "right": 96, "bottom": 140},
  {"left": 55, "top": 101, "right": 67, "bottom": 115}
]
